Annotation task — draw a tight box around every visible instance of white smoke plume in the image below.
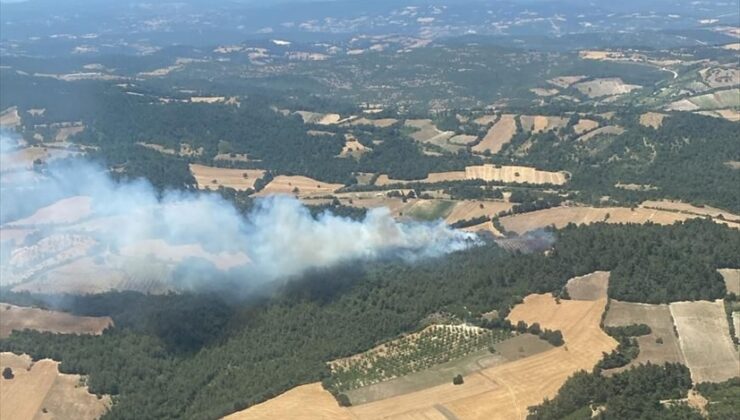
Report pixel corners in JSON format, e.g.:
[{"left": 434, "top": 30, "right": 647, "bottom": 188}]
[{"left": 0, "top": 130, "right": 479, "bottom": 294}]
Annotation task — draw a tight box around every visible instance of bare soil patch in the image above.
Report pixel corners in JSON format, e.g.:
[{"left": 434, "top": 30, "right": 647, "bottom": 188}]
[
  {"left": 374, "top": 172, "right": 467, "bottom": 186},
  {"left": 0, "top": 352, "right": 110, "bottom": 420},
  {"left": 348, "top": 117, "right": 398, "bottom": 128},
  {"left": 472, "top": 114, "right": 516, "bottom": 154},
  {"left": 565, "top": 271, "right": 609, "bottom": 300},
  {"left": 0, "top": 304, "right": 112, "bottom": 338},
  {"left": 190, "top": 164, "right": 265, "bottom": 191},
  {"left": 670, "top": 300, "right": 739, "bottom": 383},
  {"left": 604, "top": 301, "right": 685, "bottom": 371},
  {"left": 448, "top": 134, "right": 478, "bottom": 145},
  {"left": 530, "top": 88, "right": 559, "bottom": 97}
]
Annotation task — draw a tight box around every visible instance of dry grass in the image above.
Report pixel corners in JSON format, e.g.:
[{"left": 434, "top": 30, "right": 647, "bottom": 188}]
[
  {"left": 119, "top": 239, "right": 249, "bottom": 271},
  {"left": 520, "top": 115, "right": 568, "bottom": 134},
  {"left": 604, "top": 301, "right": 685, "bottom": 372},
  {"left": 565, "top": 271, "right": 609, "bottom": 301},
  {"left": 573, "top": 78, "right": 641, "bottom": 98},
  {"left": 295, "top": 111, "right": 343, "bottom": 125},
  {"left": 256, "top": 175, "right": 343, "bottom": 197},
  {"left": 573, "top": 118, "right": 599, "bottom": 135},
  {"left": 669, "top": 300, "right": 739, "bottom": 383},
  {"left": 445, "top": 201, "right": 513, "bottom": 224},
  {"left": 639, "top": 112, "right": 667, "bottom": 129},
  {"left": 0, "top": 304, "right": 112, "bottom": 338},
  {"left": 0, "top": 146, "right": 76, "bottom": 173},
  {"left": 190, "top": 164, "right": 265, "bottom": 191},
  {"left": 0, "top": 352, "right": 110, "bottom": 420},
  {"left": 374, "top": 172, "right": 467, "bottom": 186},
  {"left": 498, "top": 206, "right": 696, "bottom": 235},
  {"left": 576, "top": 125, "right": 625, "bottom": 142},
  {"left": 465, "top": 164, "right": 567, "bottom": 185},
  {"left": 718, "top": 269, "right": 740, "bottom": 295},
  {"left": 472, "top": 114, "right": 516, "bottom": 154},
  {"left": 639, "top": 200, "right": 740, "bottom": 223},
  {"left": 224, "top": 383, "right": 352, "bottom": 420},
  {"left": 473, "top": 115, "right": 498, "bottom": 126}
]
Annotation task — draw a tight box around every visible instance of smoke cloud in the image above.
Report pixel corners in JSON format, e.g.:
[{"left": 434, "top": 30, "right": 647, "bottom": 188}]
[{"left": 0, "top": 130, "right": 479, "bottom": 294}]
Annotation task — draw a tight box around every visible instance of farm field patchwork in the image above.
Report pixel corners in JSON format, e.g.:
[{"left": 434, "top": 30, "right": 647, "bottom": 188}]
[{"left": 472, "top": 114, "right": 516, "bottom": 155}]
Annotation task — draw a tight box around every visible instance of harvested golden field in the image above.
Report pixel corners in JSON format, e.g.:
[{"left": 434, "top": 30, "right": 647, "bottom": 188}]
[
  {"left": 604, "top": 301, "right": 685, "bottom": 371},
  {"left": 190, "top": 164, "right": 265, "bottom": 191},
  {"left": 0, "top": 352, "right": 110, "bottom": 420},
  {"left": 573, "top": 78, "right": 641, "bottom": 98},
  {"left": 576, "top": 125, "right": 625, "bottom": 142},
  {"left": 573, "top": 118, "right": 599, "bottom": 135},
  {"left": 473, "top": 114, "right": 497, "bottom": 126},
  {"left": 444, "top": 200, "right": 513, "bottom": 224},
  {"left": 374, "top": 171, "right": 467, "bottom": 186},
  {"left": 224, "top": 383, "right": 352, "bottom": 420},
  {"left": 498, "top": 206, "right": 696, "bottom": 235},
  {"left": 719, "top": 269, "right": 740, "bottom": 295},
  {"left": 465, "top": 164, "right": 567, "bottom": 185},
  {"left": 700, "top": 67, "right": 740, "bottom": 89},
  {"left": 639, "top": 112, "right": 667, "bottom": 129},
  {"left": 669, "top": 300, "right": 739, "bottom": 383},
  {"left": 640, "top": 200, "right": 740, "bottom": 223},
  {"left": 723, "top": 42, "right": 740, "bottom": 50},
  {"left": 472, "top": 114, "right": 516, "bottom": 154},
  {"left": 0, "top": 303, "right": 112, "bottom": 338},
  {"left": 520, "top": 115, "right": 568, "bottom": 134},
  {"left": 256, "top": 175, "right": 343, "bottom": 197},
  {"left": 565, "top": 271, "right": 609, "bottom": 300},
  {"left": 232, "top": 294, "right": 615, "bottom": 420}
]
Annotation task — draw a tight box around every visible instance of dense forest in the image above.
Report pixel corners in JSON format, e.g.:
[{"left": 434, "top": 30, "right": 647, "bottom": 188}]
[
  {"left": 1, "top": 220, "right": 738, "bottom": 419},
  {"left": 528, "top": 363, "right": 699, "bottom": 419}
]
